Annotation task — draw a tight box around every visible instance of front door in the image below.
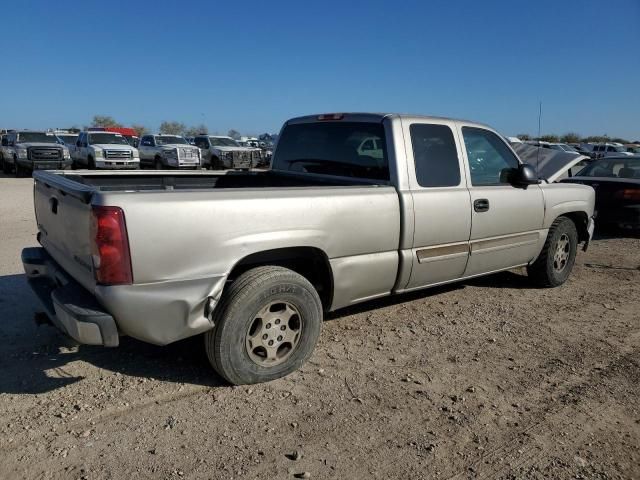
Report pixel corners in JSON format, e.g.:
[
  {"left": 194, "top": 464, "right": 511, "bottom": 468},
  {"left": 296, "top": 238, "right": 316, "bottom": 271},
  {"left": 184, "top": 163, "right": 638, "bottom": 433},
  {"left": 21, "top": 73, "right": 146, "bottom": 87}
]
[
  {"left": 459, "top": 125, "right": 545, "bottom": 277},
  {"left": 404, "top": 119, "right": 472, "bottom": 290}
]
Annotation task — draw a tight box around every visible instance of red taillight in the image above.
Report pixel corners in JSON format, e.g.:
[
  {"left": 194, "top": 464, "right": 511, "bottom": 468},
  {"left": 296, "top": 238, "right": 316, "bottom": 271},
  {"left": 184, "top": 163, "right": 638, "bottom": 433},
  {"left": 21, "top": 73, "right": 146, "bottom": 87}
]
[
  {"left": 90, "top": 206, "right": 133, "bottom": 285},
  {"left": 615, "top": 188, "right": 640, "bottom": 201},
  {"left": 317, "top": 113, "right": 344, "bottom": 121}
]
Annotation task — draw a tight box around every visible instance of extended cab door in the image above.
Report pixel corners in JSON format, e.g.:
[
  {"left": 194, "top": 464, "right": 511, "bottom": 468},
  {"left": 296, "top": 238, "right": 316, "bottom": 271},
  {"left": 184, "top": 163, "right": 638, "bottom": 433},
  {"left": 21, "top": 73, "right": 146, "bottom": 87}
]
[
  {"left": 458, "top": 124, "right": 544, "bottom": 276},
  {"left": 403, "top": 119, "right": 472, "bottom": 289}
]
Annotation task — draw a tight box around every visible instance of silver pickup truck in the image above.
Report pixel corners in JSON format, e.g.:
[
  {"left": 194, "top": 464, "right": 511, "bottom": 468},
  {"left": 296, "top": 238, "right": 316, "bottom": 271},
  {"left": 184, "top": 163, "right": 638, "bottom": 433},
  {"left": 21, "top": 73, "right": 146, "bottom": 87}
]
[{"left": 23, "top": 113, "right": 595, "bottom": 385}]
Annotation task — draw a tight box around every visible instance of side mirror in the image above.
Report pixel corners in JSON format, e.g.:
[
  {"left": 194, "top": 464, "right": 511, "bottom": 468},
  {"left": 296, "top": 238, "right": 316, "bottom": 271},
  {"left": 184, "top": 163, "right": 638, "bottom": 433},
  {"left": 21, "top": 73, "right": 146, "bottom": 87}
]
[{"left": 512, "top": 163, "right": 540, "bottom": 187}]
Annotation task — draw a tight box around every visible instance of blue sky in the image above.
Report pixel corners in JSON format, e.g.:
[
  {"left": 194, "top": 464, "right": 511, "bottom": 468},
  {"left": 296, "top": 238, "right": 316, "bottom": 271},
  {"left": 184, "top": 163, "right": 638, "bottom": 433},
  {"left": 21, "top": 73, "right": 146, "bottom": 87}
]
[{"left": 3, "top": 0, "right": 639, "bottom": 139}]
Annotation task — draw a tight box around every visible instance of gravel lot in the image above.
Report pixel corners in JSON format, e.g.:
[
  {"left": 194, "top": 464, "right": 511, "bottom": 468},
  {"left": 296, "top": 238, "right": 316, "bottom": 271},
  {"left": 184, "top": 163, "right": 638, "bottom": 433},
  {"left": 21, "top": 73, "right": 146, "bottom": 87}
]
[{"left": 0, "top": 172, "right": 639, "bottom": 479}]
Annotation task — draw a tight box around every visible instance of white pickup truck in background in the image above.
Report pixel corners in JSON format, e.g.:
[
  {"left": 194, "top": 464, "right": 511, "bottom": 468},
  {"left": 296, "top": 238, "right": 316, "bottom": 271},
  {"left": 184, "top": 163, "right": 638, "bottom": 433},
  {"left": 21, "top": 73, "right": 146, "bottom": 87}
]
[
  {"left": 70, "top": 131, "right": 140, "bottom": 169},
  {"left": 137, "top": 134, "right": 201, "bottom": 169}
]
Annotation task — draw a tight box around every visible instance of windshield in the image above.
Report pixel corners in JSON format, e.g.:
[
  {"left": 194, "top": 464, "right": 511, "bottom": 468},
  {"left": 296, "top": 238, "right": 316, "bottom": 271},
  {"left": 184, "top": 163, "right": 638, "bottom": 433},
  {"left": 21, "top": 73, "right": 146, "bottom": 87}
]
[
  {"left": 210, "top": 137, "right": 240, "bottom": 147},
  {"left": 577, "top": 158, "right": 640, "bottom": 178},
  {"left": 156, "top": 135, "right": 187, "bottom": 146},
  {"left": 272, "top": 121, "right": 389, "bottom": 181},
  {"left": 559, "top": 144, "right": 578, "bottom": 153},
  {"left": 57, "top": 135, "right": 78, "bottom": 145},
  {"left": 17, "top": 132, "right": 57, "bottom": 143},
  {"left": 88, "top": 133, "right": 130, "bottom": 145}
]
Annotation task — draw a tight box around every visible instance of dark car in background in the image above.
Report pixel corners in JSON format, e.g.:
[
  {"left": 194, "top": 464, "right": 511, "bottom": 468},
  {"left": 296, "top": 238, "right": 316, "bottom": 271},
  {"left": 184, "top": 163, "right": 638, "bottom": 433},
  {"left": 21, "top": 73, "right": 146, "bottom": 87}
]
[{"left": 561, "top": 156, "right": 640, "bottom": 230}]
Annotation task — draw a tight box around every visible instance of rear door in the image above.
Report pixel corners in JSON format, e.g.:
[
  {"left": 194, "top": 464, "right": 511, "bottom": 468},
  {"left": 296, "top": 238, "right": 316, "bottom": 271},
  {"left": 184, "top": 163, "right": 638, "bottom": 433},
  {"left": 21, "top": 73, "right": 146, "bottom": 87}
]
[
  {"left": 403, "top": 119, "right": 472, "bottom": 289},
  {"left": 459, "top": 125, "right": 545, "bottom": 276}
]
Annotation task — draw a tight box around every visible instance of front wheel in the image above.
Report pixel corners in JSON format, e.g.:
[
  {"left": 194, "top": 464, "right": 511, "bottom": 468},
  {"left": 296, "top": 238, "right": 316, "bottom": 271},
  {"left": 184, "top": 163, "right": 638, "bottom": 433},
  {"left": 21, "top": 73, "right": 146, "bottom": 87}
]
[
  {"left": 205, "top": 266, "right": 323, "bottom": 385},
  {"left": 527, "top": 217, "right": 578, "bottom": 287}
]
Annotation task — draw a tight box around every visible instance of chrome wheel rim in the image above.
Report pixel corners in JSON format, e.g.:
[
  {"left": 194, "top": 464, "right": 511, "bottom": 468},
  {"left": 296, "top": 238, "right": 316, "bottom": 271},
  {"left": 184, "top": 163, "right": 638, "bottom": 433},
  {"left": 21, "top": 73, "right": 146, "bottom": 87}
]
[
  {"left": 245, "top": 301, "right": 302, "bottom": 367},
  {"left": 553, "top": 233, "right": 571, "bottom": 272}
]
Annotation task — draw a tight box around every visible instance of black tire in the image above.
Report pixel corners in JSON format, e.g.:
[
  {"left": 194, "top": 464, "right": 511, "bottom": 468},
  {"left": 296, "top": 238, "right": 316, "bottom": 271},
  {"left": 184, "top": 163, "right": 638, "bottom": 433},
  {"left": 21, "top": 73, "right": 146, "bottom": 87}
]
[
  {"left": 154, "top": 157, "right": 163, "bottom": 170},
  {"left": 1, "top": 156, "right": 8, "bottom": 174},
  {"left": 527, "top": 217, "right": 578, "bottom": 287},
  {"left": 15, "top": 160, "right": 25, "bottom": 178},
  {"left": 205, "top": 266, "right": 323, "bottom": 385},
  {"left": 88, "top": 156, "right": 95, "bottom": 169}
]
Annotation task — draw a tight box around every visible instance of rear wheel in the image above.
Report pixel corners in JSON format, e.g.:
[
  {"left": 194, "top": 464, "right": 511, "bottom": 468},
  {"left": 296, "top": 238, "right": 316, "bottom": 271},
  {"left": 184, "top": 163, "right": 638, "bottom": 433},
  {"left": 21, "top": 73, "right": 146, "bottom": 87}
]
[
  {"left": 527, "top": 217, "right": 578, "bottom": 287},
  {"left": 205, "top": 266, "right": 323, "bottom": 385}
]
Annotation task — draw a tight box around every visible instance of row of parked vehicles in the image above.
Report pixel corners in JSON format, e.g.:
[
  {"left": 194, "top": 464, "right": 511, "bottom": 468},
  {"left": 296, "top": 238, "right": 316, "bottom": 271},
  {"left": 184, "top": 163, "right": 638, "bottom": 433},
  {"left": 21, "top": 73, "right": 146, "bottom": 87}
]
[
  {"left": 510, "top": 138, "right": 640, "bottom": 160},
  {"left": 0, "top": 129, "right": 269, "bottom": 176}
]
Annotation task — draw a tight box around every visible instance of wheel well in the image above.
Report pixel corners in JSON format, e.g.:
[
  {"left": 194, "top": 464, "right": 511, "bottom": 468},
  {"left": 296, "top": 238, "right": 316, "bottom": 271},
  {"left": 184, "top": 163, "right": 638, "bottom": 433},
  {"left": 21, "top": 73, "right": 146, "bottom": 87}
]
[
  {"left": 560, "top": 212, "right": 589, "bottom": 243},
  {"left": 228, "top": 247, "right": 334, "bottom": 310}
]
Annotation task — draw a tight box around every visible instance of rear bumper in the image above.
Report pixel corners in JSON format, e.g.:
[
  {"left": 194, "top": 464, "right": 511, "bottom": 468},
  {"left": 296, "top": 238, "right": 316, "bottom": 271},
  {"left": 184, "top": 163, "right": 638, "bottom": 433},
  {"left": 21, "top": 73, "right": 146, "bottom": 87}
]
[{"left": 22, "top": 247, "right": 119, "bottom": 347}]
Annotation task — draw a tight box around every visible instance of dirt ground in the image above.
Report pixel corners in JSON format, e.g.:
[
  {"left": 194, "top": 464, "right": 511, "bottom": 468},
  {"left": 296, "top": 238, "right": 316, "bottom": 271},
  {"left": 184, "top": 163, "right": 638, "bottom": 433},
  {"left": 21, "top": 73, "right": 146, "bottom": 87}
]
[{"left": 0, "top": 173, "right": 639, "bottom": 480}]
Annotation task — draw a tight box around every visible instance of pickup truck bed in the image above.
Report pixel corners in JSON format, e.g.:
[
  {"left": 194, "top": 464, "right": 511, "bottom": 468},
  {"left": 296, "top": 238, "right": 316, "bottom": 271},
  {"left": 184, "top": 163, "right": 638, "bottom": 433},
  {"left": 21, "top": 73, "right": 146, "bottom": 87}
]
[
  {"left": 63, "top": 169, "right": 373, "bottom": 191},
  {"left": 30, "top": 168, "right": 400, "bottom": 347}
]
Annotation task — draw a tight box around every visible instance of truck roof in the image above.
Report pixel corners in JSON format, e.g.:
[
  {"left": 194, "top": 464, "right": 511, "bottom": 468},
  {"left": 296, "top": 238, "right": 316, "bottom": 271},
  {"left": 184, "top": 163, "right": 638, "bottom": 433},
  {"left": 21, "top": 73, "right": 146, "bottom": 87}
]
[{"left": 286, "top": 112, "right": 491, "bottom": 129}]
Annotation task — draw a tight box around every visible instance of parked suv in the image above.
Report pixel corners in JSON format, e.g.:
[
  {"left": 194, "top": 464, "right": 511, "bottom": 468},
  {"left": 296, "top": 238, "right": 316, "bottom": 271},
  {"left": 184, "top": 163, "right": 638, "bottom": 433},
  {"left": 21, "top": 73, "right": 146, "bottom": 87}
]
[
  {"left": 138, "top": 134, "right": 201, "bottom": 169},
  {"left": 1, "top": 131, "right": 71, "bottom": 176},
  {"left": 194, "top": 135, "right": 263, "bottom": 169},
  {"left": 71, "top": 131, "right": 140, "bottom": 169}
]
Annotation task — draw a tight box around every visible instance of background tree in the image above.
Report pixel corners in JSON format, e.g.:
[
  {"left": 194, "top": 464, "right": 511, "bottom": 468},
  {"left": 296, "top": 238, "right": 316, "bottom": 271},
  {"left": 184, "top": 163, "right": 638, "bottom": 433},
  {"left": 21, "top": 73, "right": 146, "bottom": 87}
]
[
  {"left": 91, "top": 115, "right": 121, "bottom": 128},
  {"left": 227, "top": 129, "right": 241, "bottom": 140},
  {"left": 583, "top": 135, "right": 609, "bottom": 143},
  {"left": 560, "top": 132, "right": 581, "bottom": 144},
  {"left": 610, "top": 137, "right": 630, "bottom": 144},
  {"left": 538, "top": 134, "right": 560, "bottom": 143},
  {"left": 184, "top": 124, "right": 209, "bottom": 136},
  {"left": 131, "top": 124, "right": 149, "bottom": 136},
  {"left": 516, "top": 133, "right": 531, "bottom": 141},
  {"left": 159, "top": 121, "right": 186, "bottom": 135}
]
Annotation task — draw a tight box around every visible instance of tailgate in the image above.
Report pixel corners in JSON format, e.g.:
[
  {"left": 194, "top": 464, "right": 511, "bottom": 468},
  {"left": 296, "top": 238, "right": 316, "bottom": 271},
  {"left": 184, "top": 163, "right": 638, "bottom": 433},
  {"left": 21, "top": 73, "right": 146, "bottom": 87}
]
[{"left": 34, "top": 172, "right": 97, "bottom": 291}]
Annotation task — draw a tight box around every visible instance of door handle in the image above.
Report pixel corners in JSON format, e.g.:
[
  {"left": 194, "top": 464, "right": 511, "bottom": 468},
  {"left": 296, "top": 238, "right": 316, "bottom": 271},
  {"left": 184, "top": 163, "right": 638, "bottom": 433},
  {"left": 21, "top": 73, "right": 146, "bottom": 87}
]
[{"left": 474, "top": 198, "right": 490, "bottom": 212}]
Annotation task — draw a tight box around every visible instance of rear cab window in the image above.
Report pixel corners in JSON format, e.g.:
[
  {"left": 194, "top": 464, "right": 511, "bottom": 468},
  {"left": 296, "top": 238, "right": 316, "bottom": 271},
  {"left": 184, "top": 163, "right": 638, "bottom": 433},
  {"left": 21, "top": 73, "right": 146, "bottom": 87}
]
[{"left": 272, "top": 121, "right": 389, "bottom": 181}]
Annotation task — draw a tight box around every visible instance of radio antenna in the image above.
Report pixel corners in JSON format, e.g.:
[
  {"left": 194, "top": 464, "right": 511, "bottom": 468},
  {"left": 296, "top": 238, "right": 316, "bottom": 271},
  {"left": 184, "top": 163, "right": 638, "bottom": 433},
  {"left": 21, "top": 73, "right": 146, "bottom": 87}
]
[{"left": 536, "top": 101, "right": 542, "bottom": 177}]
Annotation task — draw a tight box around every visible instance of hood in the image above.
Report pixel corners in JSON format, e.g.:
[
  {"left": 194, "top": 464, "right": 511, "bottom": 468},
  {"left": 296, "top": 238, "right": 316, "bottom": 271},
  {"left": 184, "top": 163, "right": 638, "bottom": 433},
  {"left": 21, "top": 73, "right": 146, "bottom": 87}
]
[
  {"left": 17, "top": 142, "right": 63, "bottom": 149},
  {"left": 93, "top": 144, "right": 134, "bottom": 151},
  {"left": 511, "top": 143, "right": 587, "bottom": 183}
]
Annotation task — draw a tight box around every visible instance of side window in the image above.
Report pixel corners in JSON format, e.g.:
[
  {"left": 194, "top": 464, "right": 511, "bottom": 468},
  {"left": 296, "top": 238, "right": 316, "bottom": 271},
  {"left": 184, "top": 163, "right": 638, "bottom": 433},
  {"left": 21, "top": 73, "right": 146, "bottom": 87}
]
[
  {"left": 462, "top": 127, "right": 519, "bottom": 186},
  {"left": 410, "top": 123, "right": 460, "bottom": 187}
]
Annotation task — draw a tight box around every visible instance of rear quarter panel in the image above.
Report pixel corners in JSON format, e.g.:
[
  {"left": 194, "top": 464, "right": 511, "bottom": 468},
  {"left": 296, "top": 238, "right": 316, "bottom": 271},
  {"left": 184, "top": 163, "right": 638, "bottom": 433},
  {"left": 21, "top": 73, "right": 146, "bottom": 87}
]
[{"left": 97, "top": 185, "right": 401, "bottom": 309}]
